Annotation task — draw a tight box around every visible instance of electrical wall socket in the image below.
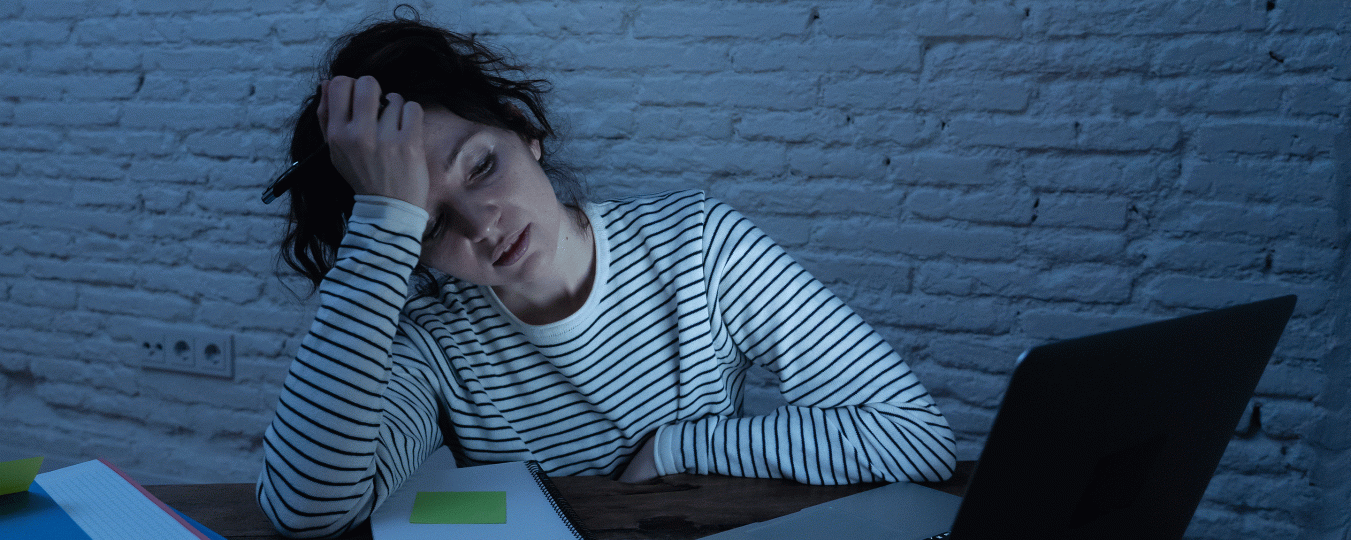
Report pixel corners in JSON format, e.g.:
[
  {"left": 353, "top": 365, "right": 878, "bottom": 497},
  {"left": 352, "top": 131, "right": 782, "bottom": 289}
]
[{"left": 137, "top": 326, "right": 234, "bottom": 379}]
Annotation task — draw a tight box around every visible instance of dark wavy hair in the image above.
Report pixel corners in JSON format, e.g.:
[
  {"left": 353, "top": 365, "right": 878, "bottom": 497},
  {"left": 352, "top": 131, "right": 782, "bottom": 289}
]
[{"left": 277, "top": 7, "right": 584, "bottom": 294}]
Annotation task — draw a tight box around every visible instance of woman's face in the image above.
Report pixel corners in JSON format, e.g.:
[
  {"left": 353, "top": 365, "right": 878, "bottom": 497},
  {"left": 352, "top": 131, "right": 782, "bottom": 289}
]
[{"left": 416, "top": 107, "right": 566, "bottom": 289}]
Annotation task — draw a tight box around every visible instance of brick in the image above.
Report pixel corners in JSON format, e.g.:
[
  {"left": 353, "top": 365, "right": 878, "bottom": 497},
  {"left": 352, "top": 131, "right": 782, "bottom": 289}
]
[
  {"left": 0, "top": 21, "right": 72, "bottom": 44},
  {"left": 1202, "top": 82, "right": 1283, "bottom": 114},
  {"left": 14, "top": 102, "right": 120, "bottom": 126},
  {"left": 187, "top": 74, "right": 255, "bottom": 102},
  {"left": 547, "top": 41, "right": 730, "bottom": 72},
  {"left": 1260, "top": 399, "right": 1323, "bottom": 439},
  {"left": 910, "top": 1, "right": 1025, "bottom": 38},
  {"left": 1277, "top": 0, "right": 1351, "bottom": 30},
  {"left": 1155, "top": 37, "right": 1264, "bottom": 76},
  {"left": 1021, "top": 155, "right": 1171, "bottom": 193},
  {"left": 1256, "top": 361, "right": 1326, "bottom": 399},
  {"left": 923, "top": 336, "right": 1026, "bottom": 374},
  {"left": 944, "top": 118, "right": 1076, "bottom": 149},
  {"left": 0, "top": 75, "right": 63, "bottom": 98},
  {"left": 822, "top": 76, "right": 922, "bottom": 109},
  {"left": 637, "top": 74, "right": 816, "bottom": 110},
  {"left": 1288, "top": 83, "right": 1350, "bottom": 116},
  {"left": 21, "top": 0, "right": 118, "bottom": 18},
  {"left": 1034, "top": 1, "right": 1264, "bottom": 36},
  {"left": 67, "top": 129, "right": 178, "bottom": 156},
  {"left": 1019, "top": 308, "right": 1159, "bottom": 341},
  {"left": 901, "top": 154, "right": 1008, "bottom": 187},
  {"left": 70, "top": 180, "right": 140, "bottom": 207},
  {"left": 1183, "top": 158, "right": 1336, "bottom": 203},
  {"left": 80, "top": 287, "right": 195, "bottom": 319},
  {"left": 731, "top": 40, "right": 922, "bottom": 73},
  {"left": 72, "top": 18, "right": 161, "bottom": 45},
  {"left": 1195, "top": 122, "right": 1337, "bottom": 157},
  {"left": 10, "top": 281, "right": 77, "bottom": 309},
  {"left": 921, "top": 82, "right": 1032, "bottom": 113},
  {"left": 159, "top": 16, "right": 272, "bottom": 43},
  {"left": 916, "top": 262, "right": 1133, "bottom": 303},
  {"left": 787, "top": 146, "right": 888, "bottom": 178},
  {"left": 1156, "top": 200, "right": 1340, "bottom": 244},
  {"left": 816, "top": 6, "right": 910, "bottom": 37},
  {"left": 906, "top": 187, "right": 1035, "bottom": 225},
  {"left": 634, "top": 5, "right": 807, "bottom": 39},
  {"left": 881, "top": 295, "right": 1013, "bottom": 334},
  {"left": 462, "top": 1, "right": 627, "bottom": 37},
  {"left": 271, "top": 14, "right": 347, "bottom": 43},
  {"left": 724, "top": 181, "right": 902, "bottom": 218},
  {"left": 142, "top": 47, "right": 250, "bottom": 71},
  {"left": 1134, "top": 239, "right": 1266, "bottom": 272},
  {"left": 926, "top": 39, "right": 1151, "bottom": 77},
  {"left": 632, "top": 107, "right": 730, "bottom": 140},
  {"left": 28, "top": 258, "right": 137, "bottom": 286},
  {"left": 1022, "top": 231, "right": 1129, "bottom": 263},
  {"left": 1077, "top": 120, "right": 1180, "bottom": 151},
  {"left": 815, "top": 221, "right": 1021, "bottom": 261},
  {"left": 937, "top": 401, "right": 998, "bottom": 435},
  {"left": 849, "top": 113, "right": 933, "bottom": 147},
  {"left": 922, "top": 365, "right": 1009, "bottom": 409},
  {"left": 87, "top": 47, "right": 141, "bottom": 71},
  {"left": 26, "top": 47, "right": 92, "bottom": 72},
  {"left": 1033, "top": 193, "right": 1131, "bottom": 230},
  {"left": 0, "top": 127, "right": 62, "bottom": 151},
  {"left": 735, "top": 110, "right": 843, "bottom": 143},
  {"left": 1141, "top": 275, "right": 1328, "bottom": 315},
  {"left": 121, "top": 102, "right": 246, "bottom": 130}
]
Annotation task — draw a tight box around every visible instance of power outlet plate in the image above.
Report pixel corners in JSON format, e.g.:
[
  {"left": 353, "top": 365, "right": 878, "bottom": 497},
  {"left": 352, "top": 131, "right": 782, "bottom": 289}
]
[{"left": 137, "top": 326, "right": 234, "bottom": 379}]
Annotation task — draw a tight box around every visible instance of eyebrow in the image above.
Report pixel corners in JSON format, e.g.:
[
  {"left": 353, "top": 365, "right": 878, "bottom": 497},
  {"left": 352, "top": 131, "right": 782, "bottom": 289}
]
[{"left": 443, "top": 125, "right": 486, "bottom": 174}]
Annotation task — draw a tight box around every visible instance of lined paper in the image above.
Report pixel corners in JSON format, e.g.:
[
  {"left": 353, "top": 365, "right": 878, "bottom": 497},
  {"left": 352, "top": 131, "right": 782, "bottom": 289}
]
[{"left": 34, "top": 460, "right": 201, "bottom": 540}]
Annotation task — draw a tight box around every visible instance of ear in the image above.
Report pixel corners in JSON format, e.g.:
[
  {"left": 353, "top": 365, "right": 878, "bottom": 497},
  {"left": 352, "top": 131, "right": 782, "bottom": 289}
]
[{"left": 530, "top": 138, "right": 542, "bottom": 162}]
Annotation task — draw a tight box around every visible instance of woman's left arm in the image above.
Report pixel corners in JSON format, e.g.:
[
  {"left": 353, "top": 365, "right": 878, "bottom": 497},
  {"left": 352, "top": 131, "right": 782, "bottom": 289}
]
[{"left": 652, "top": 198, "right": 956, "bottom": 485}]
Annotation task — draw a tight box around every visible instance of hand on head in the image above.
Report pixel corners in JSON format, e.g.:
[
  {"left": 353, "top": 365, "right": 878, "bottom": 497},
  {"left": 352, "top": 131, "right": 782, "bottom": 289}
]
[{"left": 317, "top": 75, "right": 431, "bottom": 211}]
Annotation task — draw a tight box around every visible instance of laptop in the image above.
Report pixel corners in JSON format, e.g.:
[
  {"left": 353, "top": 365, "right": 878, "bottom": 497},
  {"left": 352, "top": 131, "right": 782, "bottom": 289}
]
[{"left": 702, "top": 295, "right": 1297, "bottom": 540}]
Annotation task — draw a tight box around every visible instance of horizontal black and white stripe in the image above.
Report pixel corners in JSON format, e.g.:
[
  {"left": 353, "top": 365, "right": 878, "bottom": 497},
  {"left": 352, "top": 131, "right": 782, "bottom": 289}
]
[{"left": 257, "top": 190, "right": 955, "bottom": 538}]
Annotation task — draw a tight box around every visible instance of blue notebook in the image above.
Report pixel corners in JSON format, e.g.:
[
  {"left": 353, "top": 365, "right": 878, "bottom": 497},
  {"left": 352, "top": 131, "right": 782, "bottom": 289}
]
[{"left": 0, "top": 459, "right": 225, "bottom": 540}]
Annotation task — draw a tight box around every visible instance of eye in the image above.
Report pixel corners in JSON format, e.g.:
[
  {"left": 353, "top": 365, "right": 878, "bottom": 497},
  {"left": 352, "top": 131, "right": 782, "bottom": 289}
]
[
  {"left": 423, "top": 214, "right": 446, "bottom": 241},
  {"left": 469, "top": 152, "right": 496, "bottom": 182}
]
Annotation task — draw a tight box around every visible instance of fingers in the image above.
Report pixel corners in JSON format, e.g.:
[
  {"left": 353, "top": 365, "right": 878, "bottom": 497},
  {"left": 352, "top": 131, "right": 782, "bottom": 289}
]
[
  {"left": 351, "top": 76, "right": 382, "bottom": 126},
  {"left": 377, "top": 93, "right": 423, "bottom": 140}
]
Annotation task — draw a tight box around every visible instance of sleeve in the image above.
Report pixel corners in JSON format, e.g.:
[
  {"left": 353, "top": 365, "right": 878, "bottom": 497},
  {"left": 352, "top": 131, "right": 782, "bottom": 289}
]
[
  {"left": 255, "top": 196, "right": 447, "bottom": 538},
  {"left": 652, "top": 197, "right": 957, "bottom": 485}
]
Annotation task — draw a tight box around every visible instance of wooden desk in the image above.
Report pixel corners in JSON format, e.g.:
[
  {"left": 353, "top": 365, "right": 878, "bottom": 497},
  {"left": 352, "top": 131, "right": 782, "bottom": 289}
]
[{"left": 147, "top": 461, "right": 973, "bottom": 540}]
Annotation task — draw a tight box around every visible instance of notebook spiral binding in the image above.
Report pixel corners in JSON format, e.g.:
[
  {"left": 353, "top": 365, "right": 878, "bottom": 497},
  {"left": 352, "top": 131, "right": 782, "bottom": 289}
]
[{"left": 524, "top": 461, "right": 596, "bottom": 540}]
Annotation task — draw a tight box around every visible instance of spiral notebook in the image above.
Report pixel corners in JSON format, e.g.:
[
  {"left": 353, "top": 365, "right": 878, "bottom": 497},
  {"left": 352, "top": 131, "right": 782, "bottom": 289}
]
[{"left": 370, "top": 449, "right": 592, "bottom": 540}]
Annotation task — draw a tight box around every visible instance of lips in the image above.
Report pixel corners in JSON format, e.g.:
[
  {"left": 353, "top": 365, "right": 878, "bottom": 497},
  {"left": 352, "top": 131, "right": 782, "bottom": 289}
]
[{"left": 493, "top": 224, "right": 530, "bottom": 267}]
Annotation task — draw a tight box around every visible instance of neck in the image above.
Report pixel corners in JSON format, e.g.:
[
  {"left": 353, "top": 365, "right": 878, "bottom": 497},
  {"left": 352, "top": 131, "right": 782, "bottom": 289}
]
[{"left": 493, "top": 209, "right": 595, "bottom": 326}]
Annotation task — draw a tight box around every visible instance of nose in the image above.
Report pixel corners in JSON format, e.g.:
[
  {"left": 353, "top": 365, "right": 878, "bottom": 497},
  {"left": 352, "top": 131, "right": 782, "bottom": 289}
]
[{"left": 451, "top": 198, "right": 500, "bottom": 243}]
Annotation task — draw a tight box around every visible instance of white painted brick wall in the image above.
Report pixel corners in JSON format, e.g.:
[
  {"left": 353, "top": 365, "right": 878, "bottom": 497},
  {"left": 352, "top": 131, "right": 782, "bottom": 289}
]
[{"left": 1, "top": 1, "right": 1347, "bottom": 538}]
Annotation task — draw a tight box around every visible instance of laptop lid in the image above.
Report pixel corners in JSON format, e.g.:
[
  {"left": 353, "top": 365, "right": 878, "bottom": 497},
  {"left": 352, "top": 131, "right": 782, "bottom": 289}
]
[{"left": 949, "top": 295, "right": 1296, "bottom": 540}]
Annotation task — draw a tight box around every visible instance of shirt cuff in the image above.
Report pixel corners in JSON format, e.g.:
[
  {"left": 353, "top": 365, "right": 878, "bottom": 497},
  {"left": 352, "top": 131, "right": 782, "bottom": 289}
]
[
  {"left": 351, "top": 195, "right": 429, "bottom": 235},
  {"left": 652, "top": 423, "right": 684, "bottom": 476}
]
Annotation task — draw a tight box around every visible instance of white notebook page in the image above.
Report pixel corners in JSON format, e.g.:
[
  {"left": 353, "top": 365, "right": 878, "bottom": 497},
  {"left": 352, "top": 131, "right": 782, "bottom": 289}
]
[
  {"left": 34, "top": 460, "right": 201, "bottom": 540},
  {"left": 370, "top": 449, "right": 580, "bottom": 540}
]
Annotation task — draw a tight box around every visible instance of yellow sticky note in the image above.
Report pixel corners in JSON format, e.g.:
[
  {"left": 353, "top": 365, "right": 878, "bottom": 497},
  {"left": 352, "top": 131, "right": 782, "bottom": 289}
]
[
  {"left": 0, "top": 456, "right": 43, "bottom": 496},
  {"left": 410, "top": 491, "right": 507, "bottom": 524}
]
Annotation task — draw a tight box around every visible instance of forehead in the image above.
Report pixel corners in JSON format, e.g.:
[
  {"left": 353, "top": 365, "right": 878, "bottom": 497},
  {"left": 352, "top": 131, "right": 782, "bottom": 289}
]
[{"left": 421, "top": 106, "right": 478, "bottom": 140}]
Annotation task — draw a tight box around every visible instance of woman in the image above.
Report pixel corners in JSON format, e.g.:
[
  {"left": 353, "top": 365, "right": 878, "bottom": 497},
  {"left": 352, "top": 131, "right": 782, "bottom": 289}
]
[{"left": 257, "top": 11, "right": 956, "bottom": 538}]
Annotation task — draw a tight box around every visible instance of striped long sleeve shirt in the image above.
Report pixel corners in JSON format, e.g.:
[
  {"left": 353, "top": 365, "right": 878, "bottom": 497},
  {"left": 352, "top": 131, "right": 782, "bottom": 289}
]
[{"left": 256, "top": 189, "right": 956, "bottom": 538}]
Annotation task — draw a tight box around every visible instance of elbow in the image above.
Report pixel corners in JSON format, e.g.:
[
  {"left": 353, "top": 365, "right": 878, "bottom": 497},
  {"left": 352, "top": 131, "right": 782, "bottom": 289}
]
[{"left": 255, "top": 478, "right": 364, "bottom": 539}]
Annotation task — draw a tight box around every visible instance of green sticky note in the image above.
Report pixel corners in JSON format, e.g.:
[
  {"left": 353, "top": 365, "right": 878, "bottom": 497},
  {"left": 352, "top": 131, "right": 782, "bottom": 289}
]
[
  {"left": 0, "top": 456, "right": 43, "bottom": 496},
  {"left": 410, "top": 491, "right": 507, "bottom": 524}
]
